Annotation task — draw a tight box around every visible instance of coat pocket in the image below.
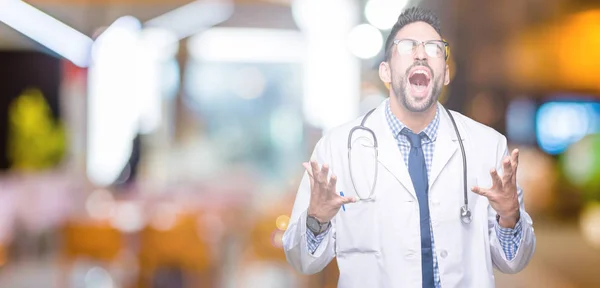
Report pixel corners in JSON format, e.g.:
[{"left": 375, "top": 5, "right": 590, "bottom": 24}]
[{"left": 335, "top": 200, "right": 380, "bottom": 255}]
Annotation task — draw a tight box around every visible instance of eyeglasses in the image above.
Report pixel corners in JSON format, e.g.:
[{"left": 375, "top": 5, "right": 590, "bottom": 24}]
[{"left": 393, "top": 39, "right": 449, "bottom": 60}]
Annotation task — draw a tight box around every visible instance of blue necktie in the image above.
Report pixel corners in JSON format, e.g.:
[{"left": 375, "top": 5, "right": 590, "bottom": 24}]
[{"left": 402, "top": 129, "right": 434, "bottom": 288}]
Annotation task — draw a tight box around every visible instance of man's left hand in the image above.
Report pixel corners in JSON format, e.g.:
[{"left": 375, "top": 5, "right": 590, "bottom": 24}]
[{"left": 471, "top": 149, "right": 520, "bottom": 228}]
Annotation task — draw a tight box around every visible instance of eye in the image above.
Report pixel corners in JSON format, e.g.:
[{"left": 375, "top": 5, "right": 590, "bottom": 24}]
[
  {"left": 425, "top": 42, "right": 444, "bottom": 58},
  {"left": 396, "top": 40, "right": 415, "bottom": 54}
]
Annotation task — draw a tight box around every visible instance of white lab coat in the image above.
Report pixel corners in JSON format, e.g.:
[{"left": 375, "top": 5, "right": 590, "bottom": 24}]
[{"left": 282, "top": 100, "right": 536, "bottom": 287}]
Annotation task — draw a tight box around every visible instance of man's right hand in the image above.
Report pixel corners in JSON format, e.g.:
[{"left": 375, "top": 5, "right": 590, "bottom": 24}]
[{"left": 303, "top": 160, "right": 356, "bottom": 223}]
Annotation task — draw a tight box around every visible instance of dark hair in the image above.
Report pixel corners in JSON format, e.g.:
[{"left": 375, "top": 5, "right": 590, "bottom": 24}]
[{"left": 383, "top": 7, "right": 442, "bottom": 61}]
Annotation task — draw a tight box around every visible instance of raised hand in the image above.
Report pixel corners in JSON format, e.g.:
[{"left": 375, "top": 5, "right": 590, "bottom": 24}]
[
  {"left": 471, "top": 149, "right": 521, "bottom": 228},
  {"left": 303, "top": 160, "right": 356, "bottom": 223}
]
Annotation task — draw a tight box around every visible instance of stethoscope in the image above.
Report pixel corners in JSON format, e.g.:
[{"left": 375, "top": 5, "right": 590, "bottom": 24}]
[{"left": 347, "top": 105, "right": 472, "bottom": 224}]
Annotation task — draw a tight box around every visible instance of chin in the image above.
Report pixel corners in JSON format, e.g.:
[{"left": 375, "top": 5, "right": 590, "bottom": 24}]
[{"left": 402, "top": 92, "right": 435, "bottom": 113}]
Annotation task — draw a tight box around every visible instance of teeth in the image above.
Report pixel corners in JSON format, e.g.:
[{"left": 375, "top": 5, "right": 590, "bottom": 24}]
[{"left": 412, "top": 69, "right": 430, "bottom": 78}]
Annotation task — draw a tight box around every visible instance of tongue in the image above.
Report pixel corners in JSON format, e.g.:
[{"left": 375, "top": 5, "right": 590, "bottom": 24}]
[
  {"left": 408, "top": 73, "right": 430, "bottom": 97},
  {"left": 409, "top": 73, "right": 429, "bottom": 86}
]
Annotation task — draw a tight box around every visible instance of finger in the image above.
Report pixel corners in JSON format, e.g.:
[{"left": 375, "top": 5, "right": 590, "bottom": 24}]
[
  {"left": 502, "top": 157, "right": 513, "bottom": 183},
  {"left": 490, "top": 168, "right": 503, "bottom": 189},
  {"left": 510, "top": 149, "right": 519, "bottom": 179},
  {"left": 317, "top": 163, "right": 329, "bottom": 185},
  {"left": 471, "top": 186, "right": 490, "bottom": 197},
  {"left": 310, "top": 160, "right": 320, "bottom": 183},
  {"left": 328, "top": 174, "right": 337, "bottom": 190}
]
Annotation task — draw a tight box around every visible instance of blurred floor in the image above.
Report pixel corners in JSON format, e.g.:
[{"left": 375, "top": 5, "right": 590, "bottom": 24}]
[
  {"left": 0, "top": 257, "right": 60, "bottom": 288},
  {"left": 495, "top": 220, "right": 600, "bottom": 288},
  {"left": 0, "top": 220, "right": 598, "bottom": 287}
]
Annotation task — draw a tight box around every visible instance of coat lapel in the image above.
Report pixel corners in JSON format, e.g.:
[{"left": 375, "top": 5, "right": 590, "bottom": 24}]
[
  {"left": 363, "top": 102, "right": 467, "bottom": 200},
  {"left": 369, "top": 101, "right": 416, "bottom": 200},
  {"left": 429, "top": 105, "right": 464, "bottom": 187}
]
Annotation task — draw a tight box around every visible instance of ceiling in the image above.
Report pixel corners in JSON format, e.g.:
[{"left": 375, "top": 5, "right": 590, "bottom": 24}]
[{"left": 0, "top": 0, "right": 297, "bottom": 50}]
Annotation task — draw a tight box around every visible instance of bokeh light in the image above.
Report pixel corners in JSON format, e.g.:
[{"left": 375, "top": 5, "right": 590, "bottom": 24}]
[
  {"left": 109, "top": 202, "right": 144, "bottom": 233},
  {"left": 347, "top": 24, "right": 383, "bottom": 59},
  {"left": 364, "top": 0, "right": 409, "bottom": 30},
  {"left": 85, "top": 189, "right": 116, "bottom": 220},
  {"left": 270, "top": 229, "right": 284, "bottom": 249},
  {"left": 84, "top": 266, "right": 115, "bottom": 288},
  {"left": 275, "top": 215, "right": 289, "bottom": 231},
  {"left": 536, "top": 102, "right": 600, "bottom": 155}
]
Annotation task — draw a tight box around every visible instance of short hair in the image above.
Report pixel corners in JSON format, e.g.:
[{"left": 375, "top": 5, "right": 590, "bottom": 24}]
[{"left": 383, "top": 7, "right": 442, "bottom": 61}]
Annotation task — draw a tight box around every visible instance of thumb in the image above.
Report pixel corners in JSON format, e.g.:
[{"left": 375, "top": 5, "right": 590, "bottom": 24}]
[
  {"left": 471, "top": 186, "right": 490, "bottom": 198},
  {"left": 338, "top": 196, "right": 357, "bottom": 206}
]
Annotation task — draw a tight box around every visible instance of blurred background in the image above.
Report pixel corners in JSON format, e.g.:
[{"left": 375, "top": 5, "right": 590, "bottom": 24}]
[{"left": 0, "top": 0, "right": 599, "bottom": 287}]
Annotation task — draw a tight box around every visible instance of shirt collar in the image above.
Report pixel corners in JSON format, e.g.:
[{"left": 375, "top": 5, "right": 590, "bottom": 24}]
[{"left": 384, "top": 98, "right": 440, "bottom": 142}]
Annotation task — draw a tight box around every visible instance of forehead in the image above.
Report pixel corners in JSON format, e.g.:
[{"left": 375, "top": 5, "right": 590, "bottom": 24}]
[{"left": 394, "top": 21, "right": 442, "bottom": 41}]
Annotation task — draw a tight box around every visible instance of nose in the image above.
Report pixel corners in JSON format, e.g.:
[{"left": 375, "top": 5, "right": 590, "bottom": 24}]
[{"left": 414, "top": 43, "right": 427, "bottom": 61}]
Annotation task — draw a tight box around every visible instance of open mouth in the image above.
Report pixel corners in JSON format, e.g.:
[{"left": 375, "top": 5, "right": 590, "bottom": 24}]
[{"left": 407, "top": 67, "right": 432, "bottom": 97}]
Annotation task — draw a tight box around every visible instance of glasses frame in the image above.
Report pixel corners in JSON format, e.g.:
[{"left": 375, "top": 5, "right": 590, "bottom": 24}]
[{"left": 393, "top": 39, "right": 449, "bottom": 60}]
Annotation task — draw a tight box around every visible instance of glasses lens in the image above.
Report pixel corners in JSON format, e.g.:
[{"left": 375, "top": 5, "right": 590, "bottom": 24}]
[
  {"left": 396, "top": 40, "right": 415, "bottom": 55},
  {"left": 424, "top": 42, "right": 445, "bottom": 58}
]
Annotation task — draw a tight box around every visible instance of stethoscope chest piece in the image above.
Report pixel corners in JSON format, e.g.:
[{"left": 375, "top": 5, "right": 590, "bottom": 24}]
[{"left": 460, "top": 205, "right": 472, "bottom": 224}]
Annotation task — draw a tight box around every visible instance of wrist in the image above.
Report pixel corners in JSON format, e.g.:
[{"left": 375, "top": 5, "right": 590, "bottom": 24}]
[
  {"left": 497, "top": 211, "right": 520, "bottom": 228},
  {"left": 307, "top": 207, "right": 329, "bottom": 223},
  {"left": 307, "top": 214, "right": 330, "bottom": 235}
]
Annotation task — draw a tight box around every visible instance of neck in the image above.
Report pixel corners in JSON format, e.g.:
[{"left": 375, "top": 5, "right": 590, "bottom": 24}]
[{"left": 389, "top": 96, "right": 437, "bottom": 133}]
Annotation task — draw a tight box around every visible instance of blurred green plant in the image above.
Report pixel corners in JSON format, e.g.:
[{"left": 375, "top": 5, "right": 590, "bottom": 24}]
[
  {"left": 7, "top": 88, "right": 66, "bottom": 171},
  {"left": 560, "top": 133, "right": 600, "bottom": 202}
]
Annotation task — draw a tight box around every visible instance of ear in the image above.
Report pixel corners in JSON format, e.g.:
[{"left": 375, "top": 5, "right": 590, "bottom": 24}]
[
  {"left": 379, "top": 61, "right": 391, "bottom": 83},
  {"left": 444, "top": 63, "right": 450, "bottom": 85}
]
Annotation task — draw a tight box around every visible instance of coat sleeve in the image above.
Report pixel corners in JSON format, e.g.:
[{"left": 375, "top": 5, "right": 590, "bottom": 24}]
[
  {"left": 282, "top": 135, "right": 337, "bottom": 274},
  {"left": 488, "top": 136, "right": 536, "bottom": 274}
]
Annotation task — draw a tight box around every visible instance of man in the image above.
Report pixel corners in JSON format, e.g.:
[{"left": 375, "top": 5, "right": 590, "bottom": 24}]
[{"left": 282, "top": 6, "right": 536, "bottom": 288}]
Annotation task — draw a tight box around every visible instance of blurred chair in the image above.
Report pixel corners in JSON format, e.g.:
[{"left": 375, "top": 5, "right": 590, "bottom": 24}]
[
  {"left": 236, "top": 197, "right": 302, "bottom": 288},
  {"left": 239, "top": 192, "right": 341, "bottom": 288},
  {"left": 137, "top": 211, "right": 217, "bottom": 288},
  {"left": 247, "top": 214, "right": 287, "bottom": 263},
  {"left": 59, "top": 220, "right": 125, "bottom": 287}
]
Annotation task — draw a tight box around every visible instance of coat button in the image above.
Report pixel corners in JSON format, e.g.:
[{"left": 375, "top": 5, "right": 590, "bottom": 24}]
[{"left": 440, "top": 250, "right": 448, "bottom": 258}]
